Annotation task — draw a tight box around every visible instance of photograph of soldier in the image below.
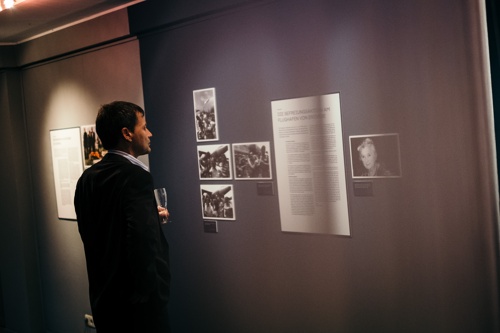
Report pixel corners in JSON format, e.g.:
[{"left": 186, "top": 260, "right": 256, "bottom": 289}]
[
  {"left": 197, "top": 144, "right": 232, "bottom": 180},
  {"left": 232, "top": 142, "right": 272, "bottom": 180},
  {"left": 200, "top": 185, "right": 235, "bottom": 220}
]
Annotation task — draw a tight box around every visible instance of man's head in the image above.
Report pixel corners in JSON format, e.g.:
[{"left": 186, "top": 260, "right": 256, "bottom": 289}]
[{"left": 96, "top": 101, "right": 152, "bottom": 157}]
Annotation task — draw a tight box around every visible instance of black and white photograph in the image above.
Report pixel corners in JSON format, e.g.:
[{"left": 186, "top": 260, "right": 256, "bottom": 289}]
[
  {"left": 232, "top": 141, "right": 272, "bottom": 180},
  {"left": 349, "top": 133, "right": 402, "bottom": 178},
  {"left": 193, "top": 87, "right": 219, "bottom": 142},
  {"left": 200, "top": 184, "right": 236, "bottom": 220},
  {"left": 197, "top": 144, "right": 233, "bottom": 180},
  {"left": 81, "top": 124, "right": 106, "bottom": 168}
]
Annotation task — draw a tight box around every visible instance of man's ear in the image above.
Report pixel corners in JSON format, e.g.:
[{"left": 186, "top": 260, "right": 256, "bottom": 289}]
[{"left": 121, "top": 127, "right": 133, "bottom": 142}]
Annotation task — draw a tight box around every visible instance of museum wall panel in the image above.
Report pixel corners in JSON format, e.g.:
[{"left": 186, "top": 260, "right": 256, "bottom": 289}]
[{"left": 136, "top": 0, "right": 499, "bottom": 332}]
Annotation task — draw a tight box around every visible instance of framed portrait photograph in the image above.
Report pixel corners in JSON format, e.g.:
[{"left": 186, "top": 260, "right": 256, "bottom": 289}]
[
  {"left": 232, "top": 141, "right": 272, "bottom": 180},
  {"left": 200, "top": 184, "right": 236, "bottom": 220},
  {"left": 193, "top": 87, "right": 219, "bottom": 142},
  {"left": 81, "top": 124, "right": 106, "bottom": 169},
  {"left": 349, "top": 133, "right": 402, "bottom": 178},
  {"left": 197, "top": 144, "right": 233, "bottom": 180}
]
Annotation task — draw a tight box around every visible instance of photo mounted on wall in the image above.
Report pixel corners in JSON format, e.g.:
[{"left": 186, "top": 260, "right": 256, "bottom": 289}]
[
  {"left": 197, "top": 144, "right": 233, "bottom": 180},
  {"left": 200, "top": 184, "right": 236, "bottom": 220},
  {"left": 232, "top": 141, "right": 272, "bottom": 180},
  {"left": 81, "top": 124, "right": 106, "bottom": 168},
  {"left": 349, "top": 133, "right": 402, "bottom": 178},
  {"left": 193, "top": 87, "right": 219, "bottom": 142}
]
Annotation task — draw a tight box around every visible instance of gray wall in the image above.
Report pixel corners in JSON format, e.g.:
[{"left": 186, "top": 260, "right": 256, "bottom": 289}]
[
  {"left": 136, "top": 0, "right": 500, "bottom": 332},
  {"left": 0, "top": 0, "right": 499, "bottom": 332},
  {"left": 0, "top": 70, "right": 42, "bottom": 333}
]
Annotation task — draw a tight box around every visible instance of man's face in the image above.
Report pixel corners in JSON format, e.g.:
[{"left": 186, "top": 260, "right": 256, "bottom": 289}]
[{"left": 130, "top": 112, "right": 152, "bottom": 157}]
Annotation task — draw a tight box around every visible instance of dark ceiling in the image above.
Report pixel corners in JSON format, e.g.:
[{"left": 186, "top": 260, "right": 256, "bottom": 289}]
[{"left": 0, "top": 0, "right": 142, "bottom": 45}]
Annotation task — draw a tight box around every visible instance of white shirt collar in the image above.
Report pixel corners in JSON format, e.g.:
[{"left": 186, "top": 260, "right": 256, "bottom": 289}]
[{"left": 107, "top": 149, "right": 149, "bottom": 172}]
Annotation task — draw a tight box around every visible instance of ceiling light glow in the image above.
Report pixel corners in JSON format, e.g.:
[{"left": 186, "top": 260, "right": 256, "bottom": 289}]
[
  {"left": 4, "top": 0, "right": 14, "bottom": 9},
  {"left": 1, "top": 0, "right": 27, "bottom": 11}
]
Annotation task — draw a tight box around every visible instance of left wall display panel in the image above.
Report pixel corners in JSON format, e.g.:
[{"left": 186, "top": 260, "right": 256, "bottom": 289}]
[{"left": 49, "top": 127, "right": 83, "bottom": 220}]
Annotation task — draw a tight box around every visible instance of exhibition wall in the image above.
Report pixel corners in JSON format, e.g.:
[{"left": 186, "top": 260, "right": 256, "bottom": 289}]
[
  {"left": 0, "top": 0, "right": 499, "bottom": 332},
  {"left": 134, "top": 1, "right": 499, "bottom": 332}
]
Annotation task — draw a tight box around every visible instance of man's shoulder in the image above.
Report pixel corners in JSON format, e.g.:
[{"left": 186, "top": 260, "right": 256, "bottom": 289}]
[
  {"left": 84, "top": 153, "right": 147, "bottom": 176},
  {"left": 78, "top": 157, "right": 151, "bottom": 194}
]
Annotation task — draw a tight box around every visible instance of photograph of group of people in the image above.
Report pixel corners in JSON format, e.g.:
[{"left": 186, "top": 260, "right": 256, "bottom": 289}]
[
  {"left": 197, "top": 144, "right": 232, "bottom": 179},
  {"left": 194, "top": 88, "right": 218, "bottom": 141},
  {"left": 81, "top": 125, "right": 106, "bottom": 168},
  {"left": 200, "top": 185, "right": 235, "bottom": 220},
  {"left": 196, "top": 142, "right": 273, "bottom": 180},
  {"left": 196, "top": 141, "right": 273, "bottom": 220},
  {"left": 232, "top": 142, "right": 272, "bottom": 180},
  {"left": 194, "top": 88, "right": 275, "bottom": 221},
  {"left": 349, "top": 133, "right": 402, "bottom": 178}
]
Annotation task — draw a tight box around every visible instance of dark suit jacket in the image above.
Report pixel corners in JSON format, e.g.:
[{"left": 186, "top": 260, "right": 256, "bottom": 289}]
[{"left": 75, "top": 153, "right": 170, "bottom": 332}]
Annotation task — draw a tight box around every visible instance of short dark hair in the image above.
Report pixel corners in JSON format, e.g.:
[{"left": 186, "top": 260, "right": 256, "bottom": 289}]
[{"left": 96, "top": 101, "right": 145, "bottom": 150}]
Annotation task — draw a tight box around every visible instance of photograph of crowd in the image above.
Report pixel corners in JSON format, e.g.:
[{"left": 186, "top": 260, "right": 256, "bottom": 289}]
[
  {"left": 81, "top": 124, "right": 106, "bottom": 168},
  {"left": 232, "top": 141, "right": 272, "bottom": 180},
  {"left": 193, "top": 87, "right": 219, "bottom": 142},
  {"left": 197, "top": 144, "right": 233, "bottom": 180},
  {"left": 200, "top": 184, "right": 235, "bottom": 220}
]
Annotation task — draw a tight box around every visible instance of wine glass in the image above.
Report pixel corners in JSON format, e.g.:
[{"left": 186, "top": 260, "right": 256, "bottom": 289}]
[{"left": 154, "top": 188, "right": 170, "bottom": 224}]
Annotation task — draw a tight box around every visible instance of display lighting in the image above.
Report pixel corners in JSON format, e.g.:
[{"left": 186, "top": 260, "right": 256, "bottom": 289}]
[{"left": 0, "top": 0, "right": 27, "bottom": 12}]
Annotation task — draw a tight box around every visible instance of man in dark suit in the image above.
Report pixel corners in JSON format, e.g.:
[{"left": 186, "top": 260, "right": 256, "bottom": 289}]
[{"left": 74, "top": 101, "right": 170, "bottom": 332}]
